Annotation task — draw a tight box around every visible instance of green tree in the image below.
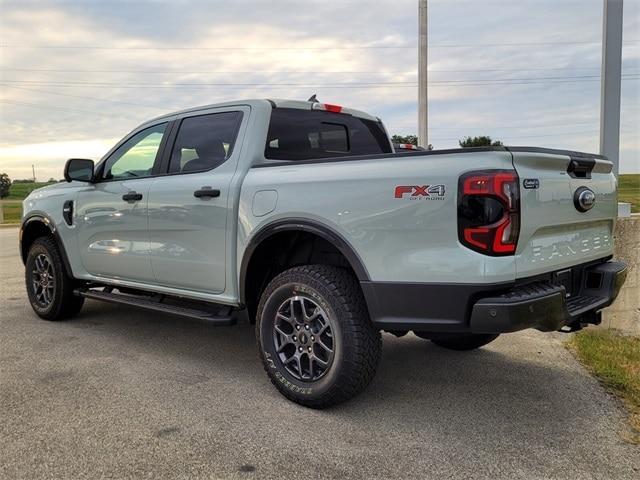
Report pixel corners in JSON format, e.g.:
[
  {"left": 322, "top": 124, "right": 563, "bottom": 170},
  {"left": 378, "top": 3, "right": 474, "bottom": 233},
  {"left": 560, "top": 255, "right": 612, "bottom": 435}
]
[
  {"left": 0, "top": 173, "right": 11, "bottom": 198},
  {"left": 391, "top": 134, "right": 418, "bottom": 145},
  {"left": 459, "top": 136, "right": 503, "bottom": 147},
  {"left": 391, "top": 134, "right": 434, "bottom": 150}
]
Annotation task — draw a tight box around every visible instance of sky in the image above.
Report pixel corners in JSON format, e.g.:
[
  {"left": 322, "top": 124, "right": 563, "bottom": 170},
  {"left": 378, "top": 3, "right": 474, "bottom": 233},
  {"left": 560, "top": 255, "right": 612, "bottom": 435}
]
[{"left": 1, "top": 0, "right": 639, "bottom": 180}]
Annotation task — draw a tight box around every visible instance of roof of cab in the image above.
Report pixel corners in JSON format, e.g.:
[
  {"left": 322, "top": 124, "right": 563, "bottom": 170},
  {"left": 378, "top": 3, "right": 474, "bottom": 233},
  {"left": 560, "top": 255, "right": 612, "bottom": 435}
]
[{"left": 143, "top": 98, "right": 380, "bottom": 126}]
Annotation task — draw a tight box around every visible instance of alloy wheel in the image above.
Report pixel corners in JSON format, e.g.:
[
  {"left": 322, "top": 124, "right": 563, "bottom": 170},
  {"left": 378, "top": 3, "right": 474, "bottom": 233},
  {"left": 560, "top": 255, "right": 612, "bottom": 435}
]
[
  {"left": 32, "top": 253, "right": 55, "bottom": 308},
  {"left": 272, "top": 295, "right": 335, "bottom": 381}
]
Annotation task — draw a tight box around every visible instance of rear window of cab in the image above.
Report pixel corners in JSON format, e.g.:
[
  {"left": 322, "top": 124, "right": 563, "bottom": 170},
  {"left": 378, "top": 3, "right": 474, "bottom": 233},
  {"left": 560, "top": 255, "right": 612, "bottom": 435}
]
[{"left": 265, "top": 108, "right": 391, "bottom": 161}]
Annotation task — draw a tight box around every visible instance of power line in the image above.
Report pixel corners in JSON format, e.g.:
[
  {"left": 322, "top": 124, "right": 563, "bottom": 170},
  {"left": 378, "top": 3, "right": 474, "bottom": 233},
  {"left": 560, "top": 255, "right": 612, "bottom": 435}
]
[
  {"left": 390, "top": 121, "right": 598, "bottom": 130},
  {"left": 1, "top": 84, "right": 168, "bottom": 110},
  {"left": 1, "top": 74, "right": 637, "bottom": 89},
  {"left": 430, "top": 130, "right": 600, "bottom": 141},
  {"left": 0, "top": 99, "right": 111, "bottom": 116},
  {"left": 3, "top": 66, "right": 638, "bottom": 74},
  {"left": 1, "top": 41, "right": 638, "bottom": 50}
]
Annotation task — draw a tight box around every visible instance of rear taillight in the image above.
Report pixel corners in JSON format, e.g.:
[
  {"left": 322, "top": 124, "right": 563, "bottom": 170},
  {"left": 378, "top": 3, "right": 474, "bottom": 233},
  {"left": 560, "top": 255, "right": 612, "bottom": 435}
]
[{"left": 458, "top": 170, "right": 520, "bottom": 256}]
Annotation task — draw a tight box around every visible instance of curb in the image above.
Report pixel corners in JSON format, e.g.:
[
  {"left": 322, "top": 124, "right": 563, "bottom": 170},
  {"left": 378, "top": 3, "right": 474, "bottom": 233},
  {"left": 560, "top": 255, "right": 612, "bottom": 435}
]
[{"left": 0, "top": 223, "right": 20, "bottom": 229}]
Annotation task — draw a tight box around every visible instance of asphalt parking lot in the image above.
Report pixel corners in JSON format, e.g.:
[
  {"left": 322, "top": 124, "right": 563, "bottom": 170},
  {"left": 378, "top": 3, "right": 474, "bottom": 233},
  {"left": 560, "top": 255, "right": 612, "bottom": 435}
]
[{"left": 1, "top": 227, "right": 638, "bottom": 479}]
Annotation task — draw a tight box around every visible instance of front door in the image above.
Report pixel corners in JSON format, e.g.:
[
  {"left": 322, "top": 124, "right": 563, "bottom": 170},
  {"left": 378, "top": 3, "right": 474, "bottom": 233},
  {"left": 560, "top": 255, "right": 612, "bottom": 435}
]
[
  {"left": 147, "top": 108, "right": 246, "bottom": 294},
  {"left": 75, "top": 122, "right": 169, "bottom": 283}
]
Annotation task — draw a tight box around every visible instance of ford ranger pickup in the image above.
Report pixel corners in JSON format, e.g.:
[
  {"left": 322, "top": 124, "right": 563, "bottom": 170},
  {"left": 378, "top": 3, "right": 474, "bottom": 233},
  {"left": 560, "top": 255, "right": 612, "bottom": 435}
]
[{"left": 20, "top": 98, "right": 627, "bottom": 407}]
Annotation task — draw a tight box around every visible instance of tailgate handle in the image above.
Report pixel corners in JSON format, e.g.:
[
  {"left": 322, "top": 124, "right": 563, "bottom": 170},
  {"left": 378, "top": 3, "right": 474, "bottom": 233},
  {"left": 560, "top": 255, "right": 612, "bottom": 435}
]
[{"left": 567, "top": 157, "right": 594, "bottom": 179}]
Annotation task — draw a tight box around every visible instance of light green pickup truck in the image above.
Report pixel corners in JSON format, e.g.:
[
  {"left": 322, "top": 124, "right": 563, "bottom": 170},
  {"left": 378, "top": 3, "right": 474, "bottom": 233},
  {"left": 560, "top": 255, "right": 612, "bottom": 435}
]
[{"left": 20, "top": 98, "right": 627, "bottom": 407}]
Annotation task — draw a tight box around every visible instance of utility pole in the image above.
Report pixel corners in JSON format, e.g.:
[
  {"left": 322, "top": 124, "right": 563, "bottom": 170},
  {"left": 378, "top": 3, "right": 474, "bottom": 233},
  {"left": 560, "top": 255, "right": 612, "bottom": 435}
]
[
  {"left": 418, "top": 0, "right": 428, "bottom": 148},
  {"left": 600, "top": 0, "right": 624, "bottom": 176},
  {"left": 32, "top": 164, "right": 36, "bottom": 182}
]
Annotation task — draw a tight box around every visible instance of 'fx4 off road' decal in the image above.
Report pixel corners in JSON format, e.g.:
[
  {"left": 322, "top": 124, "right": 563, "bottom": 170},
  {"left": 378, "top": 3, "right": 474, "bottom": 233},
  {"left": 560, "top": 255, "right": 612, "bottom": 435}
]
[{"left": 394, "top": 184, "right": 446, "bottom": 200}]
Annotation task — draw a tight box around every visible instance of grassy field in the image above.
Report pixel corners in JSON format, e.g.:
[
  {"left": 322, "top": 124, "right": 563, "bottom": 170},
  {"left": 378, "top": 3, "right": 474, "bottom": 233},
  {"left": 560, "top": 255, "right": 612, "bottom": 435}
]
[
  {"left": 0, "top": 202, "right": 23, "bottom": 223},
  {"left": 1, "top": 181, "right": 57, "bottom": 224},
  {"left": 1, "top": 175, "right": 638, "bottom": 223},
  {"left": 4, "top": 181, "right": 57, "bottom": 200},
  {"left": 568, "top": 329, "right": 640, "bottom": 444},
  {"left": 618, "top": 174, "right": 640, "bottom": 213}
]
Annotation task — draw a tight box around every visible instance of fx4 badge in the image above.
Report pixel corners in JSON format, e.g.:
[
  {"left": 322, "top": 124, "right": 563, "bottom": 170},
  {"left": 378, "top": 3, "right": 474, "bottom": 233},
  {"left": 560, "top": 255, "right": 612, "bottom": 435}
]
[
  {"left": 394, "top": 185, "right": 446, "bottom": 200},
  {"left": 523, "top": 178, "right": 540, "bottom": 189}
]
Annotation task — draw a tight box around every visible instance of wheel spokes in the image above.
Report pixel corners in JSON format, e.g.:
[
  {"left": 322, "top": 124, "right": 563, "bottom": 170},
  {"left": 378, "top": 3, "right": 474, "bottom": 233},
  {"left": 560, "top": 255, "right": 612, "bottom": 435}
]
[
  {"left": 31, "top": 254, "right": 55, "bottom": 307},
  {"left": 273, "top": 295, "right": 335, "bottom": 382}
]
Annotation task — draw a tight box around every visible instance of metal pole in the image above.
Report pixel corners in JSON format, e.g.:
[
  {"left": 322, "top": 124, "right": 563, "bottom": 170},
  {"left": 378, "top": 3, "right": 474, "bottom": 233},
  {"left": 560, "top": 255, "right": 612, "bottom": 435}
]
[
  {"left": 418, "top": 0, "right": 428, "bottom": 147},
  {"left": 32, "top": 164, "right": 36, "bottom": 182},
  {"left": 600, "top": 0, "right": 624, "bottom": 176}
]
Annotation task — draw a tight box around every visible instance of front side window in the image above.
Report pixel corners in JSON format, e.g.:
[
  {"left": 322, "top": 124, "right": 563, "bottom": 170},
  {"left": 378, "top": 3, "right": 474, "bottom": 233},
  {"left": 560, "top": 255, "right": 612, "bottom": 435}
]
[
  {"left": 168, "top": 111, "right": 243, "bottom": 174},
  {"left": 265, "top": 108, "right": 392, "bottom": 161},
  {"left": 102, "top": 123, "right": 167, "bottom": 180}
]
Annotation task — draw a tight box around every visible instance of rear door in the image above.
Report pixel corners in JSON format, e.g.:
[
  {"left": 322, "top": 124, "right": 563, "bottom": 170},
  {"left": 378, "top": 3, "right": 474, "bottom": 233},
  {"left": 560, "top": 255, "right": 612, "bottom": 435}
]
[
  {"left": 510, "top": 148, "right": 616, "bottom": 279},
  {"left": 147, "top": 107, "right": 247, "bottom": 294}
]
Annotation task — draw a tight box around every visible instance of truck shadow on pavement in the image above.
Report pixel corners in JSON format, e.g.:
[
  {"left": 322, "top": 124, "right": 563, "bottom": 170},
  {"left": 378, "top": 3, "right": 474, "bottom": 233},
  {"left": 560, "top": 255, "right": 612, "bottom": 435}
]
[{"left": 68, "top": 300, "right": 601, "bottom": 432}]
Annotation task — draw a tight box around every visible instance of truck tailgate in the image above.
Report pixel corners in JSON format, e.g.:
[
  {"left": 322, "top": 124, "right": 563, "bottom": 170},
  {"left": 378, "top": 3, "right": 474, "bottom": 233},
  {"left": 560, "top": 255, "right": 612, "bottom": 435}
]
[{"left": 509, "top": 149, "right": 617, "bottom": 279}]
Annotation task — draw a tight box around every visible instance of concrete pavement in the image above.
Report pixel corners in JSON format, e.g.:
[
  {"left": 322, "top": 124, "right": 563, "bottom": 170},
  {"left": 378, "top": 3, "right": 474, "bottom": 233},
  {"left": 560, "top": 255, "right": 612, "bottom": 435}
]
[{"left": 1, "top": 227, "right": 638, "bottom": 479}]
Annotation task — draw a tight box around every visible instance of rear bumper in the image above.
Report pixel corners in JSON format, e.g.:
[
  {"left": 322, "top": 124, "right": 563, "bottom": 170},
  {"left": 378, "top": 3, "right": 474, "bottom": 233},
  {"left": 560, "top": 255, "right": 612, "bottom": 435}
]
[{"left": 362, "top": 259, "right": 627, "bottom": 334}]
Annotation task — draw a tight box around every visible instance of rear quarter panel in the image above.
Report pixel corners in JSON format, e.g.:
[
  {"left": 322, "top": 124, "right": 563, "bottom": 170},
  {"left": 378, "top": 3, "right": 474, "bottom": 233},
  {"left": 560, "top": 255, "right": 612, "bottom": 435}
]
[{"left": 238, "top": 151, "right": 517, "bottom": 284}]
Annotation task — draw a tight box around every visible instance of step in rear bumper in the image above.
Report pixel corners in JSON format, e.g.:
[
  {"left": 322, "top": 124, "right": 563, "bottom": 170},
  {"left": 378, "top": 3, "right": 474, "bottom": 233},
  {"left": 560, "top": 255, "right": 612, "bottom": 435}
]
[
  {"left": 363, "top": 259, "right": 627, "bottom": 334},
  {"left": 469, "top": 261, "right": 627, "bottom": 333}
]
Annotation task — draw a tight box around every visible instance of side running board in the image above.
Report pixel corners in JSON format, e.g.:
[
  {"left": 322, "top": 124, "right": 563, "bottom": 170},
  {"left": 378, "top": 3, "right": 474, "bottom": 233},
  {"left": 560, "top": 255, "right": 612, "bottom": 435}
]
[{"left": 74, "top": 288, "right": 236, "bottom": 325}]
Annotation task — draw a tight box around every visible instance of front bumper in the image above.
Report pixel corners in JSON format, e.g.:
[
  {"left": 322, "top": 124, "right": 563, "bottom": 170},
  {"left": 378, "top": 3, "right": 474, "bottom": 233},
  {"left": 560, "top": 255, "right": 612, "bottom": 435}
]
[{"left": 362, "top": 259, "right": 627, "bottom": 334}]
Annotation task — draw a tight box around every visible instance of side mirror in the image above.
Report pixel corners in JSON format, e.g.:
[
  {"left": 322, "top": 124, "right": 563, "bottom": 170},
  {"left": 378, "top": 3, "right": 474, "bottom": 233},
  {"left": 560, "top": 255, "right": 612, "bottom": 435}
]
[{"left": 64, "top": 158, "right": 94, "bottom": 183}]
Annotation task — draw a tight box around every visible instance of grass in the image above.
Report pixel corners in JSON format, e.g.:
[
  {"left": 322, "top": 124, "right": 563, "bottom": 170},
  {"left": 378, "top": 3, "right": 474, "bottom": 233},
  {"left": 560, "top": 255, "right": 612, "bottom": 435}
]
[
  {"left": 618, "top": 174, "right": 640, "bottom": 213},
  {"left": 4, "top": 181, "right": 57, "bottom": 200},
  {"left": 0, "top": 202, "right": 23, "bottom": 224},
  {"left": 1, "top": 181, "right": 57, "bottom": 224},
  {"left": 568, "top": 329, "right": 640, "bottom": 444}
]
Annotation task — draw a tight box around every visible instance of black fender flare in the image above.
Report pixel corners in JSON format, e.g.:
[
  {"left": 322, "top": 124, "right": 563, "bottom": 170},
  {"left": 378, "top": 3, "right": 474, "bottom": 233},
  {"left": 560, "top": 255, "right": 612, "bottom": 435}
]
[
  {"left": 239, "top": 218, "right": 370, "bottom": 304},
  {"left": 20, "top": 214, "right": 74, "bottom": 278}
]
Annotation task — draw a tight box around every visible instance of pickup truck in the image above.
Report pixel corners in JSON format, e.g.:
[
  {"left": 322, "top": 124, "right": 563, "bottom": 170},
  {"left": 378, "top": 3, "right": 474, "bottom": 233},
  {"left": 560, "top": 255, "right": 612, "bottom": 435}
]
[{"left": 20, "top": 98, "right": 627, "bottom": 408}]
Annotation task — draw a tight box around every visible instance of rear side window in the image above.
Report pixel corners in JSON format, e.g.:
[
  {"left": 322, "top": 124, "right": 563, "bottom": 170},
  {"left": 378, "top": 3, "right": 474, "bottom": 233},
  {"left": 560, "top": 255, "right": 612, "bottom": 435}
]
[
  {"left": 168, "top": 111, "right": 243, "bottom": 174},
  {"left": 265, "top": 108, "right": 391, "bottom": 161}
]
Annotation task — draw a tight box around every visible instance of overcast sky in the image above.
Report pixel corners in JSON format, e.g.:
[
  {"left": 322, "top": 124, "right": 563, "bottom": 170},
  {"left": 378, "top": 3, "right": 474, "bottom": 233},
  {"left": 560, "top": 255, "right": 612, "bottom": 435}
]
[{"left": 1, "top": 0, "right": 638, "bottom": 180}]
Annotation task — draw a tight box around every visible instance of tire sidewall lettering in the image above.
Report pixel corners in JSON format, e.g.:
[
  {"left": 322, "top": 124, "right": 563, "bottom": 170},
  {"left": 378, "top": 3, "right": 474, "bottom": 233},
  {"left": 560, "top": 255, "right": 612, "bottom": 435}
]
[{"left": 259, "top": 279, "right": 343, "bottom": 398}]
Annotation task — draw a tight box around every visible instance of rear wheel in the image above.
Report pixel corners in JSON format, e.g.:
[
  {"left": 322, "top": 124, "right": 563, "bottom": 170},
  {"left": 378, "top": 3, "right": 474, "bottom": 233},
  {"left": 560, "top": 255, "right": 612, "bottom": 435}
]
[
  {"left": 414, "top": 332, "right": 499, "bottom": 351},
  {"left": 25, "top": 237, "right": 84, "bottom": 321},
  {"left": 256, "top": 265, "right": 381, "bottom": 408}
]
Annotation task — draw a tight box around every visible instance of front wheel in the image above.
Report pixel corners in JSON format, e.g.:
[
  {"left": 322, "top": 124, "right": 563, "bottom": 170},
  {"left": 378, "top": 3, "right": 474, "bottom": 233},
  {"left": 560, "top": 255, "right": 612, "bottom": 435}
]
[
  {"left": 25, "top": 237, "right": 84, "bottom": 321},
  {"left": 256, "top": 265, "right": 382, "bottom": 408},
  {"left": 414, "top": 332, "right": 500, "bottom": 351}
]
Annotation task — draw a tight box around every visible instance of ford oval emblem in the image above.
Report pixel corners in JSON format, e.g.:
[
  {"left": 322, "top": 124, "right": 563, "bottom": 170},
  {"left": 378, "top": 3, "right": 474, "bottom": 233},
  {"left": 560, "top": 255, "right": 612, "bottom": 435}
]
[{"left": 574, "top": 186, "right": 596, "bottom": 212}]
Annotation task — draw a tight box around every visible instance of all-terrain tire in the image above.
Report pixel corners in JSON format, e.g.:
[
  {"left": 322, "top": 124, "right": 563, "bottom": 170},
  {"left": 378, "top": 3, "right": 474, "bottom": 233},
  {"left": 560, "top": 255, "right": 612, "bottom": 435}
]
[
  {"left": 256, "top": 265, "right": 382, "bottom": 408},
  {"left": 25, "top": 236, "right": 84, "bottom": 321}
]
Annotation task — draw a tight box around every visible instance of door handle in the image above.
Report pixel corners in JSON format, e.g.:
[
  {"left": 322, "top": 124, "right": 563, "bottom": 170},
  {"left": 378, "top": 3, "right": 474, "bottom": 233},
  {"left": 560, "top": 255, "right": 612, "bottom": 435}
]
[
  {"left": 194, "top": 187, "right": 220, "bottom": 199},
  {"left": 122, "top": 191, "right": 143, "bottom": 202}
]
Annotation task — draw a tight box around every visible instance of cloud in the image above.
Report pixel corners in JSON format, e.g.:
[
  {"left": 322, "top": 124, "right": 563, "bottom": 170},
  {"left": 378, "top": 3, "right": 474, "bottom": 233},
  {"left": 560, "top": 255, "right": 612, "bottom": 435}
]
[{"left": 0, "top": 0, "right": 638, "bottom": 179}]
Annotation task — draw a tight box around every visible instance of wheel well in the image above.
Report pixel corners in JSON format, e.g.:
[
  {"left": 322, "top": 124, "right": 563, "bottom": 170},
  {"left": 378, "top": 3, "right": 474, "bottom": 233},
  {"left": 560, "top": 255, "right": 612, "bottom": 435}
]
[
  {"left": 20, "top": 219, "right": 74, "bottom": 278},
  {"left": 242, "top": 231, "right": 361, "bottom": 323},
  {"left": 20, "top": 220, "right": 54, "bottom": 264}
]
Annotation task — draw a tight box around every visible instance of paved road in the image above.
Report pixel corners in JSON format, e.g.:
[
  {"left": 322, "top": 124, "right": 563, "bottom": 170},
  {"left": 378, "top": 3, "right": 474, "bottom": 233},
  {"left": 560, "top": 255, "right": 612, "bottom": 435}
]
[{"left": 1, "top": 228, "right": 638, "bottom": 479}]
